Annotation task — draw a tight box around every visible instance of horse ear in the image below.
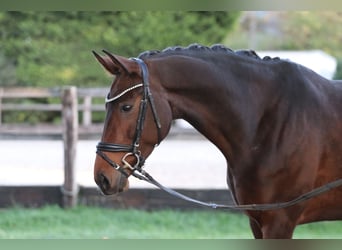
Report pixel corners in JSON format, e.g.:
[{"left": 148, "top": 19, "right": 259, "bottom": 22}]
[
  {"left": 92, "top": 50, "right": 140, "bottom": 76},
  {"left": 92, "top": 50, "right": 119, "bottom": 75}
]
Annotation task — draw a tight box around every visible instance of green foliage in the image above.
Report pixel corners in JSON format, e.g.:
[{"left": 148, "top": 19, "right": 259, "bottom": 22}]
[
  {"left": 226, "top": 12, "right": 342, "bottom": 57},
  {"left": 280, "top": 12, "right": 342, "bottom": 57},
  {"left": 225, "top": 12, "right": 342, "bottom": 80},
  {"left": 0, "top": 52, "right": 16, "bottom": 86},
  {"left": 0, "top": 11, "right": 239, "bottom": 124},
  {"left": 264, "top": 12, "right": 342, "bottom": 80},
  {"left": 0, "top": 11, "right": 239, "bottom": 88}
]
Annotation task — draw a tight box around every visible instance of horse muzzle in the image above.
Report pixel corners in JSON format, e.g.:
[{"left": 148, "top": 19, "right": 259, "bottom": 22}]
[
  {"left": 94, "top": 153, "right": 132, "bottom": 195},
  {"left": 94, "top": 168, "right": 130, "bottom": 195}
]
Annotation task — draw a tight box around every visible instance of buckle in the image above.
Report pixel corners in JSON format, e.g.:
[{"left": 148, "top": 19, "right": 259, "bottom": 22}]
[{"left": 121, "top": 152, "right": 141, "bottom": 171}]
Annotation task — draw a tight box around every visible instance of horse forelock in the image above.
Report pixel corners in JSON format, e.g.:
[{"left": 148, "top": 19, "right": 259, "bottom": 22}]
[{"left": 137, "top": 43, "right": 280, "bottom": 62}]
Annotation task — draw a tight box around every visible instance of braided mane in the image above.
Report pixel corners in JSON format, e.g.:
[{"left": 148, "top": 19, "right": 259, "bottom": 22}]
[{"left": 138, "top": 43, "right": 280, "bottom": 61}]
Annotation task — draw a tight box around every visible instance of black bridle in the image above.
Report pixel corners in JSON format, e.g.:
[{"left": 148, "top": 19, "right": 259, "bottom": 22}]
[
  {"left": 96, "top": 56, "right": 342, "bottom": 211},
  {"left": 96, "top": 57, "right": 162, "bottom": 178}
]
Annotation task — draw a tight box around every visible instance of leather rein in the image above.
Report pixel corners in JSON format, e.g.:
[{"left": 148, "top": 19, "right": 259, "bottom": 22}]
[{"left": 96, "top": 57, "right": 342, "bottom": 211}]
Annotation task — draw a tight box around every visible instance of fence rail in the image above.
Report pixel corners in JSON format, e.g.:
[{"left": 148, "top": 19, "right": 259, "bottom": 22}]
[
  {"left": 0, "top": 86, "right": 107, "bottom": 129},
  {"left": 0, "top": 86, "right": 108, "bottom": 208}
]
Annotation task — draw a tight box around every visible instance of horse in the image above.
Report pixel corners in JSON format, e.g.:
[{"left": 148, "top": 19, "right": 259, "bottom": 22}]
[{"left": 92, "top": 44, "right": 342, "bottom": 239}]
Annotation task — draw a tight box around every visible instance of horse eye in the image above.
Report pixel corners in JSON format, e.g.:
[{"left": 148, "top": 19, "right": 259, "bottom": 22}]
[{"left": 121, "top": 104, "right": 133, "bottom": 112}]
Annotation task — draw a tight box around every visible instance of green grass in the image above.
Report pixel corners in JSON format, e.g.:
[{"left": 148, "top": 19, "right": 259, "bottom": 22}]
[{"left": 0, "top": 205, "right": 341, "bottom": 239}]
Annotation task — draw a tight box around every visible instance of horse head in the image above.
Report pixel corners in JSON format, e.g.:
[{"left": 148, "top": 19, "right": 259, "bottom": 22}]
[{"left": 93, "top": 50, "right": 172, "bottom": 195}]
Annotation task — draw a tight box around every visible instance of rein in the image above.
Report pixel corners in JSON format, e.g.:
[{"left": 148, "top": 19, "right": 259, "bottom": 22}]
[
  {"left": 96, "top": 57, "right": 342, "bottom": 211},
  {"left": 133, "top": 169, "right": 342, "bottom": 211}
]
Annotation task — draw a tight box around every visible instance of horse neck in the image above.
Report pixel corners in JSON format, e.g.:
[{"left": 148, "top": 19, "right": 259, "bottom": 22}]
[{"left": 149, "top": 55, "right": 274, "bottom": 163}]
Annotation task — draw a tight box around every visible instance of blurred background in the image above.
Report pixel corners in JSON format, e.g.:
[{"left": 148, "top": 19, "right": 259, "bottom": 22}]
[
  {"left": 0, "top": 11, "right": 341, "bottom": 239},
  {"left": 1, "top": 11, "right": 341, "bottom": 124}
]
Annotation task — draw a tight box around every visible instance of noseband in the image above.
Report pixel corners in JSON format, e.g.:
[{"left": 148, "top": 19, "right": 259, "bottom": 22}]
[{"left": 96, "top": 57, "right": 162, "bottom": 177}]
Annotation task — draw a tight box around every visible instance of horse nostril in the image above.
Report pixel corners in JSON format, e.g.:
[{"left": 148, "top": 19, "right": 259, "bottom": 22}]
[{"left": 99, "top": 173, "right": 110, "bottom": 192}]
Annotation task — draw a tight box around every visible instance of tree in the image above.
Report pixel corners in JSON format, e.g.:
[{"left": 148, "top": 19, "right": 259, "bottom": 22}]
[
  {"left": 0, "top": 52, "right": 16, "bottom": 86},
  {"left": 0, "top": 11, "right": 240, "bottom": 87}
]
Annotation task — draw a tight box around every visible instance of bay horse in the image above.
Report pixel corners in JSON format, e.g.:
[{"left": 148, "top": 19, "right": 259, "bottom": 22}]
[{"left": 93, "top": 44, "right": 342, "bottom": 238}]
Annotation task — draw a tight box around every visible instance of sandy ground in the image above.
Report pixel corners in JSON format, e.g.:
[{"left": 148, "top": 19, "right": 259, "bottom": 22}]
[{"left": 0, "top": 138, "right": 228, "bottom": 189}]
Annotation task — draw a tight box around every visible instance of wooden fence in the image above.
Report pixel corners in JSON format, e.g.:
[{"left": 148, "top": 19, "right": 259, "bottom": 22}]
[
  {"left": 0, "top": 87, "right": 206, "bottom": 210},
  {"left": 0, "top": 86, "right": 108, "bottom": 208},
  {"left": 0, "top": 86, "right": 107, "bottom": 133}
]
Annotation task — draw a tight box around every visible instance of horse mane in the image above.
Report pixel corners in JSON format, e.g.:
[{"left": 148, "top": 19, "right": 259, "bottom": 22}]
[{"left": 138, "top": 43, "right": 280, "bottom": 62}]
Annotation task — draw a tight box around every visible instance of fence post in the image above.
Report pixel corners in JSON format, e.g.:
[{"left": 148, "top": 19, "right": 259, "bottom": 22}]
[{"left": 61, "top": 86, "right": 79, "bottom": 208}]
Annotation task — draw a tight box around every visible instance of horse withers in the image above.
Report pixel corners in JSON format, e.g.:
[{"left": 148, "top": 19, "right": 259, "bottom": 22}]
[{"left": 93, "top": 44, "right": 342, "bottom": 238}]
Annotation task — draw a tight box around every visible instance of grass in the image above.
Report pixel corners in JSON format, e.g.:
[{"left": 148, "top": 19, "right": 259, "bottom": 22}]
[{"left": 0, "top": 205, "right": 341, "bottom": 239}]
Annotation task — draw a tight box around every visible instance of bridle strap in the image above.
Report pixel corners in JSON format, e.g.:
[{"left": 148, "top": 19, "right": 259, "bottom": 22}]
[
  {"left": 96, "top": 142, "right": 133, "bottom": 152},
  {"left": 96, "top": 57, "right": 162, "bottom": 177},
  {"left": 131, "top": 58, "right": 162, "bottom": 146},
  {"left": 96, "top": 150, "right": 129, "bottom": 178},
  {"left": 105, "top": 83, "right": 143, "bottom": 103},
  {"left": 147, "top": 88, "right": 162, "bottom": 145}
]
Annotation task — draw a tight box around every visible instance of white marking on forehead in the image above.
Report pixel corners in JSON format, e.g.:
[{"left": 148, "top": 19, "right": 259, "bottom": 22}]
[{"left": 105, "top": 83, "right": 143, "bottom": 103}]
